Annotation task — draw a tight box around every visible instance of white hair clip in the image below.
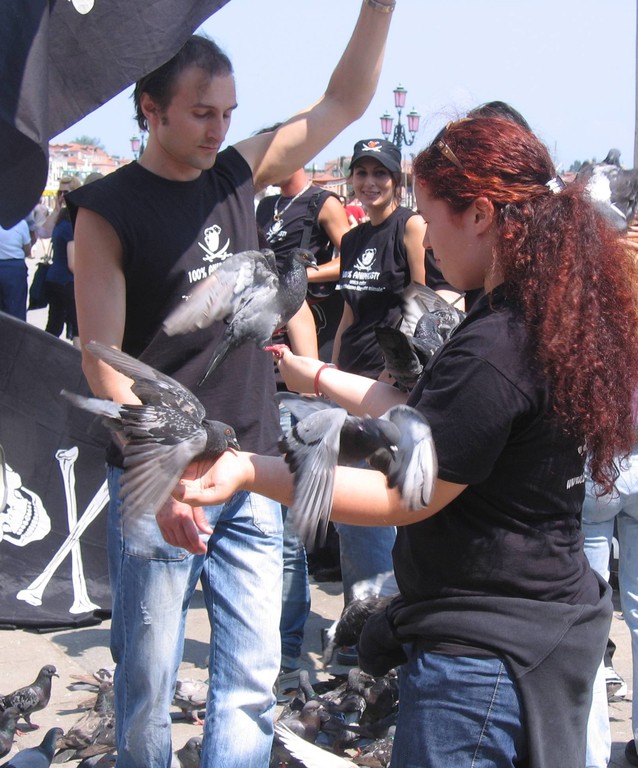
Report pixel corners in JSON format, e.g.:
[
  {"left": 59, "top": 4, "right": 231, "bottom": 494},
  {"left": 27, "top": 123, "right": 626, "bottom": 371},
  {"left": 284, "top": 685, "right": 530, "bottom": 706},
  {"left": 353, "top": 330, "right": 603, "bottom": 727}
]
[{"left": 545, "top": 176, "right": 566, "bottom": 194}]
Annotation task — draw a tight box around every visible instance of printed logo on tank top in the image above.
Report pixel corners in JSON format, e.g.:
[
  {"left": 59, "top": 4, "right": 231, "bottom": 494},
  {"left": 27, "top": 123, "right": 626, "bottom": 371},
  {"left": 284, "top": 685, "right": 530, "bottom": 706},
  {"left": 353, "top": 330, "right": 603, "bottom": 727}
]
[
  {"left": 339, "top": 248, "right": 383, "bottom": 293},
  {"left": 185, "top": 224, "right": 234, "bottom": 288},
  {"left": 566, "top": 444, "right": 587, "bottom": 490},
  {"left": 265, "top": 219, "right": 286, "bottom": 242}
]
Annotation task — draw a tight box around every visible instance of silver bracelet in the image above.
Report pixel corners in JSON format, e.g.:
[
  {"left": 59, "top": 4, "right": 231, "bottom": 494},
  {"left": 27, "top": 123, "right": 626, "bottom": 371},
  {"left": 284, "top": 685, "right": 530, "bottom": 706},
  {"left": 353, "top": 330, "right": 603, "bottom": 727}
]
[{"left": 364, "top": 0, "right": 396, "bottom": 13}]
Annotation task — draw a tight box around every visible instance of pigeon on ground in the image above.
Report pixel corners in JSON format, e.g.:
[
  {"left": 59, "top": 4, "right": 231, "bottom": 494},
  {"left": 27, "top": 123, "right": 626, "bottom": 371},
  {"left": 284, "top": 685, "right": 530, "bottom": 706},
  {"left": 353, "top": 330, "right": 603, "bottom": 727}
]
[
  {"left": 67, "top": 668, "right": 114, "bottom": 695},
  {"left": 0, "top": 708, "right": 21, "bottom": 759},
  {"left": 76, "top": 756, "right": 116, "bottom": 768},
  {"left": 61, "top": 341, "right": 240, "bottom": 518},
  {"left": 162, "top": 248, "right": 319, "bottom": 385},
  {"left": 0, "top": 666, "right": 59, "bottom": 730},
  {"left": 172, "top": 678, "right": 208, "bottom": 725},
  {"left": 276, "top": 393, "right": 437, "bottom": 553},
  {"left": 0, "top": 727, "right": 63, "bottom": 768},
  {"left": 175, "top": 735, "right": 202, "bottom": 768},
  {"left": 577, "top": 148, "right": 638, "bottom": 230},
  {"left": 53, "top": 683, "right": 115, "bottom": 762}
]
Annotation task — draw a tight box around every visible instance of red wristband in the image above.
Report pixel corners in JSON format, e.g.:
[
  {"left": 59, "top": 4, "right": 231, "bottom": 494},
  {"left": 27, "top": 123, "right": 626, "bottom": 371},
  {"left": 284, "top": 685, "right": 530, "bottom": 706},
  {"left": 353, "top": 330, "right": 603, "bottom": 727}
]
[{"left": 314, "top": 363, "right": 337, "bottom": 397}]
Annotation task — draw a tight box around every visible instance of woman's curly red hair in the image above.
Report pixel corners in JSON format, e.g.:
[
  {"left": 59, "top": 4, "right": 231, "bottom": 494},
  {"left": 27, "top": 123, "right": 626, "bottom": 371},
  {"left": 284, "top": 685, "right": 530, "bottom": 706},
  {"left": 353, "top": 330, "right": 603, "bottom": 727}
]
[{"left": 414, "top": 117, "right": 638, "bottom": 494}]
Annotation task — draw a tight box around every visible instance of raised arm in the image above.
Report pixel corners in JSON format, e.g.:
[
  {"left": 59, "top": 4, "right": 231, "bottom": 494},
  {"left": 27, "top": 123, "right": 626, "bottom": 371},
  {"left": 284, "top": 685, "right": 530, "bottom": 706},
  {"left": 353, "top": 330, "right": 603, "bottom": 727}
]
[{"left": 235, "top": 0, "right": 395, "bottom": 189}]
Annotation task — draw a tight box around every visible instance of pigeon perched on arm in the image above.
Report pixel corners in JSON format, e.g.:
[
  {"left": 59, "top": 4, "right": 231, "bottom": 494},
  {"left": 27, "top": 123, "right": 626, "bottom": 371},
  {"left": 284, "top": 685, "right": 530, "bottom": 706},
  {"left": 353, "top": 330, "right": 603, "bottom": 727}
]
[
  {"left": 0, "top": 727, "right": 63, "bottom": 768},
  {"left": 275, "top": 393, "right": 437, "bottom": 553},
  {"left": 0, "top": 666, "right": 58, "bottom": 730},
  {"left": 162, "top": 248, "right": 319, "bottom": 385},
  {"left": 61, "top": 341, "right": 239, "bottom": 518}
]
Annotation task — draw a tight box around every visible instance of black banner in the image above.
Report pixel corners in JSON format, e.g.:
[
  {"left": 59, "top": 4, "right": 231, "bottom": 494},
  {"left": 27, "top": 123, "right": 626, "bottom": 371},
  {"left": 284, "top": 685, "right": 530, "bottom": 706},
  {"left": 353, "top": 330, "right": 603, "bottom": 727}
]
[
  {"left": 0, "top": 0, "right": 231, "bottom": 228},
  {"left": 0, "top": 313, "right": 111, "bottom": 630}
]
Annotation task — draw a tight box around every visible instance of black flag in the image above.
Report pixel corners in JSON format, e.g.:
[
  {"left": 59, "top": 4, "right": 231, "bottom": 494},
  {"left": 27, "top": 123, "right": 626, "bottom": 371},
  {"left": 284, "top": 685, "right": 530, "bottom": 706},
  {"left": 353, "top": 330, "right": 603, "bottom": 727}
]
[
  {"left": 0, "top": 313, "right": 112, "bottom": 630},
  {"left": 0, "top": 0, "right": 231, "bottom": 228}
]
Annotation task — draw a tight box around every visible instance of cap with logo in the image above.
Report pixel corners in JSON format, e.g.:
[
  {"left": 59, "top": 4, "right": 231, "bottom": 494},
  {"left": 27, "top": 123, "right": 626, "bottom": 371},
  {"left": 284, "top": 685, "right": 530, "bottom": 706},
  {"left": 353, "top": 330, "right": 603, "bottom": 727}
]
[{"left": 349, "top": 139, "right": 402, "bottom": 174}]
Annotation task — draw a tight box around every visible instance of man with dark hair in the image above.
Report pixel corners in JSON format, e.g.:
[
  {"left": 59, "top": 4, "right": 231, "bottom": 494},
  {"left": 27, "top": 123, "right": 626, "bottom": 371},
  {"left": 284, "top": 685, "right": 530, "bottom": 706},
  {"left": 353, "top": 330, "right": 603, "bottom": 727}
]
[{"left": 67, "top": 4, "right": 395, "bottom": 766}]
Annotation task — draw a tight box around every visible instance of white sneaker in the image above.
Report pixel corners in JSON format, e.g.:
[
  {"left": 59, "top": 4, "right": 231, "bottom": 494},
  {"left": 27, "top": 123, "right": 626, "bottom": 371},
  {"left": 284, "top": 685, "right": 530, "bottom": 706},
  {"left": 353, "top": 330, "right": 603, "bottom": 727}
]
[{"left": 605, "top": 665, "right": 627, "bottom": 700}]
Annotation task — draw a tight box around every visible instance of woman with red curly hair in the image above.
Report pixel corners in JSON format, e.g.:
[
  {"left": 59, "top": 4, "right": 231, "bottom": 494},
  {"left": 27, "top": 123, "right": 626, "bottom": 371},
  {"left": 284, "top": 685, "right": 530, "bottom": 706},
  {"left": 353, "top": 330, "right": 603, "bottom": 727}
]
[{"left": 169, "top": 116, "right": 638, "bottom": 768}]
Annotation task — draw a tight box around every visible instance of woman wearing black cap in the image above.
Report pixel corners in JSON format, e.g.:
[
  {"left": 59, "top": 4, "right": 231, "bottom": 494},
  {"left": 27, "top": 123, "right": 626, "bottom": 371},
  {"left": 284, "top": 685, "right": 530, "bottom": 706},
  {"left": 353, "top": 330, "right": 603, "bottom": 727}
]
[{"left": 329, "top": 138, "right": 426, "bottom": 628}]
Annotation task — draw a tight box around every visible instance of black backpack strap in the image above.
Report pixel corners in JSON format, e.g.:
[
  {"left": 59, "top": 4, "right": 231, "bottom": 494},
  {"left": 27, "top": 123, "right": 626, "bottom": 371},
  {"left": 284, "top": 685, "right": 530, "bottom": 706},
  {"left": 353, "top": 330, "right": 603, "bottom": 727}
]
[{"left": 300, "top": 190, "right": 324, "bottom": 250}]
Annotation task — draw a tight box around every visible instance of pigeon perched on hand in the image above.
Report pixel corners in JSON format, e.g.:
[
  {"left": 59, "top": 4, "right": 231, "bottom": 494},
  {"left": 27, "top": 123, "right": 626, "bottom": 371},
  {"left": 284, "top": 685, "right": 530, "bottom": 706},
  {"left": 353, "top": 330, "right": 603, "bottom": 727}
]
[
  {"left": 162, "top": 248, "right": 319, "bottom": 385},
  {"left": 0, "top": 666, "right": 58, "bottom": 730},
  {"left": 275, "top": 393, "right": 437, "bottom": 553},
  {"left": 0, "top": 727, "right": 63, "bottom": 768},
  {"left": 0, "top": 708, "right": 20, "bottom": 759},
  {"left": 61, "top": 341, "right": 239, "bottom": 518}
]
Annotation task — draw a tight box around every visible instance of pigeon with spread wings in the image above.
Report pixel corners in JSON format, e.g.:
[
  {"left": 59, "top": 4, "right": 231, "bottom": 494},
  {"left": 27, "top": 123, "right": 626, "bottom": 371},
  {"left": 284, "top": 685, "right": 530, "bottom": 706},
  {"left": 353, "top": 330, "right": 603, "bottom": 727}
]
[
  {"left": 61, "top": 341, "right": 239, "bottom": 518},
  {"left": 162, "top": 247, "right": 318, "bottom": 385},
  {"left": 276, "top": 393, "right": 437, "bottom": 553}
]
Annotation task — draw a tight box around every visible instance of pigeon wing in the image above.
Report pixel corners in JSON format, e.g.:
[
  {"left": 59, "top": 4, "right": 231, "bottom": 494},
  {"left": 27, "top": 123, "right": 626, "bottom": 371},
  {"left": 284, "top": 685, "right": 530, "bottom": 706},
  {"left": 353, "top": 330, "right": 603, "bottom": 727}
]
[
  {"left": 279, "top": 405, "right": 347, "bottom": 553},
  {"left": 86, "top": 341, "right": 206, "bottom": 421},
  {"left": 382, "top": 405, "right": 438, "bottom": 510},
  {"left": 374, "top": 326, "right": 424, "bottom": 391},
  {"left": 162, "top": 250, "right": 277, "bottom": 335},
  {"left": 274, "top": 722, "right": 352, "bottom": 768}
]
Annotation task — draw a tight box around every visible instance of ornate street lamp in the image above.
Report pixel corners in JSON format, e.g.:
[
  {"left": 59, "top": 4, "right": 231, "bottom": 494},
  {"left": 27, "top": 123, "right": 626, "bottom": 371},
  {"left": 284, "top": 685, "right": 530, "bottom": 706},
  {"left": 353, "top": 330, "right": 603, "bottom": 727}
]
[
  {"left": 130, "top": 135, "right": 145, "bottom": 160},
  {"left": 379, "top": 84, "right": 420, "bottom": 153}
]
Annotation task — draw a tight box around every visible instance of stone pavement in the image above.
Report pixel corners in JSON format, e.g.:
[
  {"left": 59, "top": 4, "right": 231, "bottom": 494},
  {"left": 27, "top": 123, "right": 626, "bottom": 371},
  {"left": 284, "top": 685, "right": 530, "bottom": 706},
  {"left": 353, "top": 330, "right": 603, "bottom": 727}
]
[{"left": 0, "top": 576, "right": 634, "bottom": 766}]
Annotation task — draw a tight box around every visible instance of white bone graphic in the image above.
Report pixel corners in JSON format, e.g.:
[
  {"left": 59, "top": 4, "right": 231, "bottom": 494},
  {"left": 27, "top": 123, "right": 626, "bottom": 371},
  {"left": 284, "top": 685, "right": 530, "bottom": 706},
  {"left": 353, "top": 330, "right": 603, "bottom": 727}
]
[{"left": 17, "top": 465, "right": 108, "bottom": 610}]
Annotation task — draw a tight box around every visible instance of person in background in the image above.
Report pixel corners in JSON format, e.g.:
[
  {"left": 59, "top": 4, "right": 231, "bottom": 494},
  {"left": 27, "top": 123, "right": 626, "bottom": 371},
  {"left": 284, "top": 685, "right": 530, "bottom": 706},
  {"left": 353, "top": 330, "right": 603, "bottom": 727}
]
[
  {"left": 45, "top": 175, "right": 82, "bottom": 345},
  {"left": 68, "top": 2, "right": 394, "bottom": 766},
  {"left": 174, "top": 114, "right": 638, "bottom": 768},
  {"left": 345, "top": 195, "right": 369, "bottom": 228},
  {"left": 330, "top": 138, "right": 426, "bottom": 663},
  {"left": 0, "top": 218, "right": 32, "bottom": 320}
]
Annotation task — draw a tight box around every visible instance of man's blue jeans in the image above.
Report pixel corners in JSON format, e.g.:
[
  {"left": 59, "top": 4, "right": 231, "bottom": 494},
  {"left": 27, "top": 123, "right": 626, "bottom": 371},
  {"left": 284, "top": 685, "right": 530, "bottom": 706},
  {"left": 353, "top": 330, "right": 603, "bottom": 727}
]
[
  {"left": 391, "top": 648, "right": 527, "bottom": 768},
  {"left": 107, "top": 465, "right": 283, "bottom": 768},
  {"left": 582, "top": 445, "right": 638, "bottom": 766},
  {"left": 334, "top": 521, "right": 398, "bottom": 604}
]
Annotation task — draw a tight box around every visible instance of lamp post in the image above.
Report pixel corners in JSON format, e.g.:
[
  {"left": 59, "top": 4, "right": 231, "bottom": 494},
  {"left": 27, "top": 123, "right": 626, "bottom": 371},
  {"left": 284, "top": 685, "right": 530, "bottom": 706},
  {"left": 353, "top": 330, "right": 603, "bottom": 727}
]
[
  {"left": 379, "top": 84, "right": 420, "bottom": 154},
  {"left": 380, "top": 85, "right": 420, "bottom": 206},
  {"left": 130, "top": 134, "right": 145, "bottom": 160}
]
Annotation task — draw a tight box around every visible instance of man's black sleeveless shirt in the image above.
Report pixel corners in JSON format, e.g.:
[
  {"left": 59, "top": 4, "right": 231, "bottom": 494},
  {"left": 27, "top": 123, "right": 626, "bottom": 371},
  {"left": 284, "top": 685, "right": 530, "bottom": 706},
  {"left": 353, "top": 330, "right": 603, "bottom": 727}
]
[{"left": 67, "top": 147, "right": 279, "bottom": 458}]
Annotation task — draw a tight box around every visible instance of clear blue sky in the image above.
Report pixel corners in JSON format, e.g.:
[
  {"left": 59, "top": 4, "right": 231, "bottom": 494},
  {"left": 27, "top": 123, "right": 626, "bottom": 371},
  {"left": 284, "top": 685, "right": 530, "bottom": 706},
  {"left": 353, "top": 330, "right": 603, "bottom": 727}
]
[{"left": 53, "top": 0, "right": 637, "bottom": 171}]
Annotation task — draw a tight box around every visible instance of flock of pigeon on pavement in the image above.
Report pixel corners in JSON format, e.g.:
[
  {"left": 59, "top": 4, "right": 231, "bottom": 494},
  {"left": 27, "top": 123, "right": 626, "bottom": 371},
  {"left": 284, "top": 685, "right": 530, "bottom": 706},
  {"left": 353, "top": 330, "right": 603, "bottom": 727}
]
[{"left": 4, "top": 152, "right": 636, "bottom": 766}]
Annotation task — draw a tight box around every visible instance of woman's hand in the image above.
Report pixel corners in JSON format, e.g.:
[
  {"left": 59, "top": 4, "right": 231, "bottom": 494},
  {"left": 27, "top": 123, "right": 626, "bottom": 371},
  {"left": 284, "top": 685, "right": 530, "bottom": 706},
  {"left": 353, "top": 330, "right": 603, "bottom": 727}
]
[{"left": 274, "top": 347, "right": 324, "bottom": 395}]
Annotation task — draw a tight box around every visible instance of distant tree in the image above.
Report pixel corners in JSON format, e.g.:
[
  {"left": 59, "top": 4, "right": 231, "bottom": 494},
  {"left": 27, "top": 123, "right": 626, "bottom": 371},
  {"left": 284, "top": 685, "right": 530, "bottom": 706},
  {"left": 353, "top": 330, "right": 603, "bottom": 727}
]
[
  {"left": 569, "top": 160, "right": 583, "bottom": 173},
  {"left": 73, "top": 135, "right": 104, "bottom": 149}
]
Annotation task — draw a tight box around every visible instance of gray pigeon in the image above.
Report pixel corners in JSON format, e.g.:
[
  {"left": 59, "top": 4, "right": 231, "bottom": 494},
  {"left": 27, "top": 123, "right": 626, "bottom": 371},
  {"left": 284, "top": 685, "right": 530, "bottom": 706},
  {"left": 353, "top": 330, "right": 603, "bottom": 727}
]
[
  {"left": 172, "top": 678, "right": 208, "bottom": 724},
  {"left": 577, "top": 149, "right": 638, "bottom": 230},
  {"left": 175, "top": 736, "right": 202, "bottom": 768},
  {"left": 162, "top": 248, "right": 319, "bottom": 385},
  {"left": 61, "top": 341, "right": 239, "bottom": 518},
  {"left": 274, "top": 721, "right": 352, "bottom": 767},
  {"left": 275, "top": 394, "right": 437, "bottom": 553},
  {"left": 0, "top": 708, "right": 20, "bottom": 759},
  {"left": 0, "top": 727, "right": 63, "bottom": 768},
  {"left": 76, "top": 756, "right": 116, "bottom": 768},
  {"left": 53, "top": 683, "right": 115, "bottom": 762},
  {"left": 0, "top": 666, "right": 59, "bottom": 729}
]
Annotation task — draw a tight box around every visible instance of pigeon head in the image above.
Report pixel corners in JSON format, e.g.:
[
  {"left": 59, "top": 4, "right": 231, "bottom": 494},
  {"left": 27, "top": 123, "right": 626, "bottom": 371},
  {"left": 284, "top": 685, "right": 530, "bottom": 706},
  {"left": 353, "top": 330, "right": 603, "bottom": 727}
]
[
  {"left": 39, "top": 665, "right": 59, "bottom": 680},
  {"left": 291, "top": 248, "right": 319, "bottom": 271},
  {"left": 202, "top": 420, "right": 240, "bottom": 452}
]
